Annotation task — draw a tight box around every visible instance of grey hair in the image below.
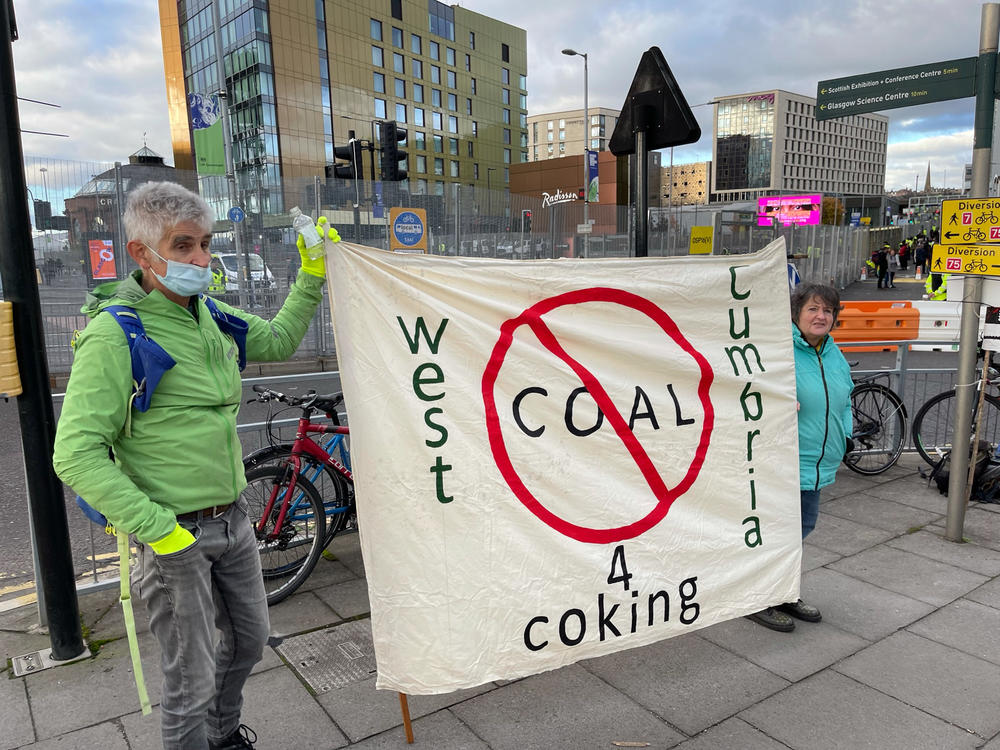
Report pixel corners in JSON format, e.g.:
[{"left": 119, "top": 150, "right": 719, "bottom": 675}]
[
  {"left": 123, "top": 181, "right": 214, "bottom": 248},
  {"left": 790, "top": 282, "right": 842, "bottom": 325}
]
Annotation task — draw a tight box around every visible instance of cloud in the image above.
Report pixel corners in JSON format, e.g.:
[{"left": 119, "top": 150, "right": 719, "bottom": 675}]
[{"left": 886, "top": 129, "right": 973, "bottom": 190}]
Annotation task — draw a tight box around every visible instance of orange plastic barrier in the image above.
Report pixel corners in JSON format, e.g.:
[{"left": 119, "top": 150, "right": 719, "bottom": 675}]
[{"left": 835, "top": 300, "right": 919, "bottom": 352}]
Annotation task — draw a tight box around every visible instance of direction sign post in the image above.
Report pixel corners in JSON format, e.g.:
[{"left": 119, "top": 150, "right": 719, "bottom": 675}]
[{"left": 816, "top": 57, "right": 977, "bottom": 120}]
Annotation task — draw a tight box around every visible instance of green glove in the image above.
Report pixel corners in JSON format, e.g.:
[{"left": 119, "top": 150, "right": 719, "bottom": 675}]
[
  {"left": 149, "top": 523, "right": 196, "bottom": 555},
  {"left": 296, "top": 216, "right": 341, "bottom": 278}
]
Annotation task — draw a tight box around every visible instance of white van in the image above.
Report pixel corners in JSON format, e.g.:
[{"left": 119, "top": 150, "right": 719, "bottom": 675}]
[{"left": 211, "top": 252, "right": 275, "bottom": 292}]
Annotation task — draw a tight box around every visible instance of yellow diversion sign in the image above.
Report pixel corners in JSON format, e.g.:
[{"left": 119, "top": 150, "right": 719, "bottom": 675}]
[
  {"left": 940, "top": 198, "right": 1000, "bottom": 245},
  {"left": 931, "top": 243, "right": 1000, "bottom": 277}
]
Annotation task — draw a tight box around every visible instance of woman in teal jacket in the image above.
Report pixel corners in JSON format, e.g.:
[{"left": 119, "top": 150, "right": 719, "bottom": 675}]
[{"left": 748, "top": 282, "right": 853, "bottom": 633}]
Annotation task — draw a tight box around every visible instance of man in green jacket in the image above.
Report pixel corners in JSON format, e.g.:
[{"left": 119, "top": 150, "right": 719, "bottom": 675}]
[{"left": 53, "top": 181, "right": 337, "bottom": 750}]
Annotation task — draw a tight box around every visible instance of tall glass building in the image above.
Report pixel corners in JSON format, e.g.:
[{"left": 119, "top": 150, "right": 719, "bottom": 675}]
[
  {"left": 710, "top": 90, "right": 887, "bottom": 203},
  {"left": 159, "top": 0, "right": 528, "bottom": 218}
]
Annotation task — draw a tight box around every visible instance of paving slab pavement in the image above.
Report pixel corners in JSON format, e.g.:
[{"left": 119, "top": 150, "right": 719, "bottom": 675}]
[{"left": 3, "top": 454, "right": 1000, "bottom": 749}]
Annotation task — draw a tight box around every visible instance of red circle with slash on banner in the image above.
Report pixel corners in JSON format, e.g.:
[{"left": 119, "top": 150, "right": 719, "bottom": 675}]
[{"left": 481, "top": 287, "right": 714, "bottom": 544}]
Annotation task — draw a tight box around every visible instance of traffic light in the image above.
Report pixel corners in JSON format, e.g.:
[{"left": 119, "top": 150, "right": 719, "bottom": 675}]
[
  {"left": 380, "top": 120, "right": 408, "bottom": 181},
  {"left": 33, "top": 199, "right": 51, "bottom": 229},
  {"left": 521, "top": 209, "right": 532, "bottom": 233},
  {"left": 577, "top": 188, "right": 585, "bottom": 200},
  {"left": 328, "top": 130, "right": 362, "bottom": 179}
]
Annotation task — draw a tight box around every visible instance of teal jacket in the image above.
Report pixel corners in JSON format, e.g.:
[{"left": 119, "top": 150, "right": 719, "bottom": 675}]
[
  {"left": 53, "top": 270, "right": 324, "bottom": 544},
  {"left": 793, "top": 324, "right": 853, "bottom": 491}
]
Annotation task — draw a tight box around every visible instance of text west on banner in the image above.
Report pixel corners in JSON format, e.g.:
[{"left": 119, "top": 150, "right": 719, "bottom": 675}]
[{"left": 329, "top": 238, "right": 801, "bottom": 694}]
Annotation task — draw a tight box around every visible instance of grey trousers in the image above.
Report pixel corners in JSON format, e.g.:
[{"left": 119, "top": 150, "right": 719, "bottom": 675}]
[{"left": 137, "top": 502, "right": 269, "bottom": 750}]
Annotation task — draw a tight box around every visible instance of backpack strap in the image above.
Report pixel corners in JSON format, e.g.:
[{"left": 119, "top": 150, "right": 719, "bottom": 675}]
[
  {"left": 202, "top": 295, "right": 248, "bottom": 371},
  {"left": 103, "top": 305, "right": 177, "bottom": 420}
]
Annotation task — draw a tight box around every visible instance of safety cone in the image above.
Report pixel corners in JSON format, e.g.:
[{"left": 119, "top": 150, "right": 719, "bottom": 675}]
[
  {"left": 860, "top": 267, "right": 867, "bottom": 281},
  {"left": 915, "top": 266, "right": 922, "bottom": 281}
]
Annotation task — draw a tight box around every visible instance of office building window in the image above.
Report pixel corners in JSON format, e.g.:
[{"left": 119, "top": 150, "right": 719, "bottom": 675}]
[
  {"left": 430, "top": 65, "right": 441, "bottom": 84},
  {"left": 464, "top": 54, "right": 471, "bottom": 71},
  {"left": 391, "top": 0, "right": 402, "bottom": 19},
  {"left": 502, "top": 89, "right": 510, "bottom": 104},
  {"left": 392, "top": 27, "right": 403, "bottom": 47},
  {"left": 519, "top": 73, "right": 527, "bottom": 90},
  {"left": 432, "top": 89, "right": 441, "bottom": 107},
  {"left": 501, "top": 43, "right": 509, "bottom": 62},
  {"left": 503, "top": 109, "right": 510, "bottom": 124},
  {"left": 429, "top": 40, "right": 439, "bottom": 60},
  {"left": 433, "top": 134, "right": 443, "bottom": 152},
  {"left": 374, "top": 98, "right": 386, "bottom": 118},
  {"left": 434, "top": 157, "right": 444, "bottom": 175},
  {"left": 547, "top": 131, "right": 553, "bottom": 142},
  {"left": 519, "top": 93, "right": 526, "bottom": 109},
  {"left": 414, "top": 107, "right": 424, "bottom": 126},
  {"left": 448, "top": 115, "right": 458, "bottom": 133},
  {"left": 503, "top": 148, "right": 511, "bottom": 163},
  {"left": 501, "top": 68, "right": 509, "bottom": 84},
  {"left": 558, "top": 129, "right": 565, "bottom": 140},
  {"left": 370, "top": 19, "right": 382, "bottom": 41},
  {"left": 503, "top": 128, "right": 510, "bottom": 144},
  {"left": 469, "top": 31, "right": 475, "bottom": 49},
  {"left": 395, "top": 78, "right": 405, "bottom": 97},
  {"left": 519, "top": 112, "right": 527, "bottom": 127},
  {"left": 470, "top": 78, "right": 477, "bottom": 94},
  {"left": 372, "top": 45, "right": 383, "bottom": 67},
  {"left": 415, "top": 155, "right": 426, "bottom": 173},
  {"left": 559, "top": 142, "right": 565, "bottom": 153},
  {"left": 447, "top": 70, "right": 456, "bottom": 88},
  {"left": 432, "top": 111, "right": 442, "bottom": 130},
  {"left": 412, "top": 59, "right": 423, "bottom": 78},
  {"left": 413, "top": 83, "right": 424, "bottom": 102},
  {"left": 373, "top": 72, "right": 385, "bottom": 93},
  {"left": 472, "top": 120, "right": 477, "bottom": 136},
  {"left": 468, "top": 141, "right": 474, "bottom": 157},
  {"left": 414, "top": 131, "right": 426, "bottom": 149},
  {"left": 450, "top": 160, "right": 459, "bottom": 177},
  {"left": 473, "top": 162, "right": 479, "bottom": 178},
  {"left": 447, "top": 93, "right": 457, "bottom": 110},
  {"left": 410, "top": 34, "right": 421, "bottom": 54},
  {"left": 446, "top": 47, "right": 456, "bottom": 66},
  {"left": 393, "top": 53, "right": 404, "bottom": 73},
  {"left": 448, "top": 137, "right": 458, "bottom": 154},
  {"left": 466, "top": 98, "right": 472, "bottom": 115},
  {"left": 395, "top": 103, "right": 407, "bottom": 122}
]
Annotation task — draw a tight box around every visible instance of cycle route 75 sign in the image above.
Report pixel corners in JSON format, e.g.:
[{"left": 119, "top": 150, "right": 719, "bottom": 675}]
[
  {"left": 931, "top": 243, "right": 1000, "bottom": 278},
  {"left": 939, "top": 198, "right": 1000, "bottom": 246}
]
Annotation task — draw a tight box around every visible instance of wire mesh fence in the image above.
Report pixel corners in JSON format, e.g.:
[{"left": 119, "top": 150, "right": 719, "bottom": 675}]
[{"left": 20, "top": 154, "right": 907, "bottom": 376}]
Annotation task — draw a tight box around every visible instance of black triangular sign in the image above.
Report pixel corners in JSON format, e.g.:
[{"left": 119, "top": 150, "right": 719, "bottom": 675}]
[{"left": 608, "top": 47, "right": 701, "bottom": 156}]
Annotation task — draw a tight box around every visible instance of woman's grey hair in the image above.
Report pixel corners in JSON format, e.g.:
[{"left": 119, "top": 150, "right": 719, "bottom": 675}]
[
  {"left": 790, "top": 282, "right": 842, "bottom": 325},
  {"left": 123, "top": 181, "right": 214, "bottom": 249}
]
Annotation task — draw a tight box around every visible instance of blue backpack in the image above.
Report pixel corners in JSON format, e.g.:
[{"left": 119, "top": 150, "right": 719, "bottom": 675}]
[{"left": 74, "top": 295, "right": 249, "bottom": 527}]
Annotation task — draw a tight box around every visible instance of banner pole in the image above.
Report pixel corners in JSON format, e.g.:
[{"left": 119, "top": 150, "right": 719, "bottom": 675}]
[{"left": 398, "top": 692, "right": 415, "bottom": 743}]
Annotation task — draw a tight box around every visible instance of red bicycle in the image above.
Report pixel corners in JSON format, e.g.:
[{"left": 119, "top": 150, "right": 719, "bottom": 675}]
[{"left": 241, "top": 385, "right": 354, "bottom": 604}]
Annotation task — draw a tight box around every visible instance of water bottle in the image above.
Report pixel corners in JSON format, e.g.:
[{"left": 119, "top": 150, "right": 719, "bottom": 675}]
[{"left": 290, "top": 206, "right": 324, "bottom": 260}]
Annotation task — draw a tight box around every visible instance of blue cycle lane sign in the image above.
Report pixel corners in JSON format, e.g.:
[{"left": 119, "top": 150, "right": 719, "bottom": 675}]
[
  {"left": 389, "top": 207, "right": 427, "bottom": 253},
  {"left": 228, "top": 206, "right": 246, "bottom": 223}
]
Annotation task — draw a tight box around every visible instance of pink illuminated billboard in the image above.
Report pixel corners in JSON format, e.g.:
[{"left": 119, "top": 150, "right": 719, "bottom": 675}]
[{"left": 757, "top": 194, "right": 822, "bottom": 227}]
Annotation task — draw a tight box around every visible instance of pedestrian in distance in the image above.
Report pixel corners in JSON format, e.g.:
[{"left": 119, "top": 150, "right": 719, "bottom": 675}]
[
  {"left": 53, "top": 181, "right": 339, "bottom": 750},
  {"left": 913, "top": 232, "right": 929, "bottom": 276},
  {"left": 875, "top": 242, "right": 890, "bottom": 289},
  {"left": 898, "top": 240, "right": 909, "bottom": 271},
  {"left": 887, "top": 246, "right": 899, "bottom": 288},
  {"left": 746, "top": 283, "right": 853, "bottom": 632}
]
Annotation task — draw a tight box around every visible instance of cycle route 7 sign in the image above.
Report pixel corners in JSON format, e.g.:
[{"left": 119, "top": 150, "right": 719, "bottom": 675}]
[
  {"left": 931, "top": 243, "right": 1000, "bottom": 278},
  {"left": 939, "top": 198, "right": 1000, "bottom": 245}
]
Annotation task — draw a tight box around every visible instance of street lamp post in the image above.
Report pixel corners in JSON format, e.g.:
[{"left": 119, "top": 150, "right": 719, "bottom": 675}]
[
  {"left": 487, "top": 167, "right": 496, "bottom": 234},
  {"left": 38, "top": 166, "right": 50, "bottom": 262},
  {"left": 562, "top": 48, "right": 588, "bottom": 257}
]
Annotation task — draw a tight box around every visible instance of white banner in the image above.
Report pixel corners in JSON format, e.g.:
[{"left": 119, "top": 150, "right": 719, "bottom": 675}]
[{"left": 330, "top": 239, "right": 801, "bottom": 694}]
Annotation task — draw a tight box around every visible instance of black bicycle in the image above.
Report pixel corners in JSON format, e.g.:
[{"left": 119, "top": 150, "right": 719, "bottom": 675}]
[
  {"left": 911, "top": 367, "right": 1000, "bottom": 466},
  {"left": 844, "top": 371, "right": 907, "bottom": 475}
]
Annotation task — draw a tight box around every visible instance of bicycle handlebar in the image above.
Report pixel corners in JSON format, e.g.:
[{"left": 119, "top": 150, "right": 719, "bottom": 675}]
[{"left": 247, "top": 385, "right": 345, "bottom": 414}]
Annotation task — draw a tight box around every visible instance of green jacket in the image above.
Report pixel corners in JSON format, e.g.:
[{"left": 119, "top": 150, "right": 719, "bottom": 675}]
[{"left": 53, "top": 269, "right": 324, "bottom": 544}]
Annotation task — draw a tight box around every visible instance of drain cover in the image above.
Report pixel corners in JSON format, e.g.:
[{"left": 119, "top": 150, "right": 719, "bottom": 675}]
[{"left": 275, "top": 620, "right": 377, "bottom": 692}]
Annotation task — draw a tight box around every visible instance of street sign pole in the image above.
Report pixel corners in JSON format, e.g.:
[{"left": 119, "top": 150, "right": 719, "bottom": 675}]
[{"left": 946, "top": 2, "right": 999, "bottom": 542}]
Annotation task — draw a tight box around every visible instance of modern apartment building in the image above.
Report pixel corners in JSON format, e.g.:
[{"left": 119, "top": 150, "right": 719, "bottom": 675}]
[
  {"left": 158, "top": 0, "right": 528, "bottom": 217},
  {"left": 710, "top": 90, "right": 888, "bottom": 204},
  {"left": 526, "top": 107, "right": 619, "bottom": 162},
  {"left": 661, "top": 161, "right": 711, "bottom": 206}
]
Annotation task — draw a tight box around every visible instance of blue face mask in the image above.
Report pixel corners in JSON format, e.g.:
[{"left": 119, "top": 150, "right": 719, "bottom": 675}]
[{"left": 144, "top": 244, "right": 213, "bottom": 297}]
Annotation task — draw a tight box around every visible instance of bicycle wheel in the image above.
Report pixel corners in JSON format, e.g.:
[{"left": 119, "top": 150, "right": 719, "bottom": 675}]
[
  {"left": 844, "top": 382, "right": 907, "bottom": 475},
  {"left": 241, "top": 465, "right": 326, "bottom": 605},
  {"left": 912, "top": 390, "right": 1000, "bottom": 466},
  {"left": 244, "top": 441, "right": 352, "bottom": 542}
]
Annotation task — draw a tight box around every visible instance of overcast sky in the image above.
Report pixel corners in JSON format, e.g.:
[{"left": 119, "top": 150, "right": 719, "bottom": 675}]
[{"left": 12, "top": 0, "right": 990, "bottom": 199}]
